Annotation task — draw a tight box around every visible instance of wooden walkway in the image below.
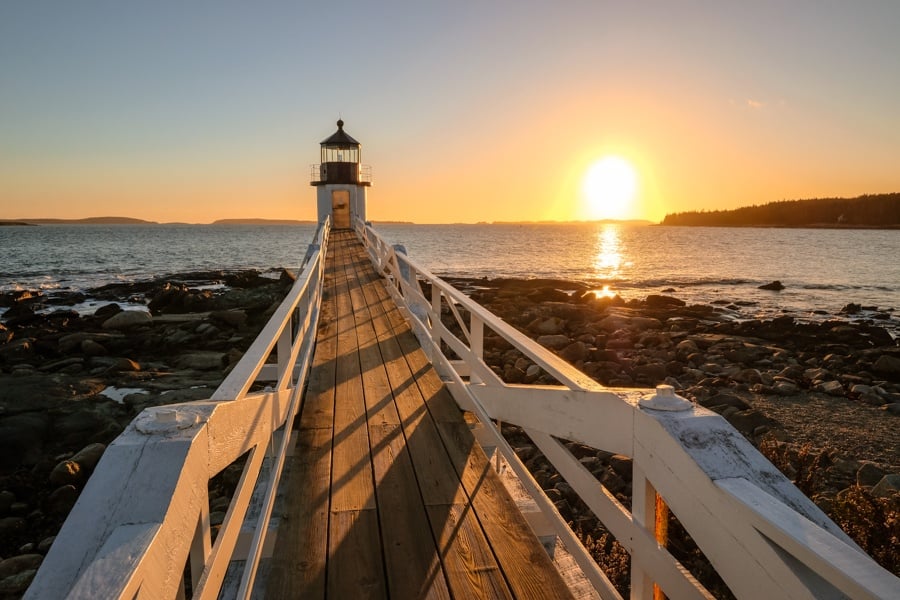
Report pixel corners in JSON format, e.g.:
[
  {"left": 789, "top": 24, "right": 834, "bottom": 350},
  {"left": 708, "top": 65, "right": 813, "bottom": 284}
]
[{"left": 268, "top": 230, "right": 573, "bottom": 599}]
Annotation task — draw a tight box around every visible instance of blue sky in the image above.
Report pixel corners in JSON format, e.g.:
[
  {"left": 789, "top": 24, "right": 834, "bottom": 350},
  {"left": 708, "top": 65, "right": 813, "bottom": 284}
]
[{"left": 2, "top": 1, "right": 899, "bottom": 222}]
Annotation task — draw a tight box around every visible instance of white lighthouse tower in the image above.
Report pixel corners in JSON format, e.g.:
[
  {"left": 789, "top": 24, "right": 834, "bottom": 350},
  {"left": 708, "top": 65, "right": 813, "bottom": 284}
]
[{"left": 311, "top": 120, "right": 371, "bottom": 229}]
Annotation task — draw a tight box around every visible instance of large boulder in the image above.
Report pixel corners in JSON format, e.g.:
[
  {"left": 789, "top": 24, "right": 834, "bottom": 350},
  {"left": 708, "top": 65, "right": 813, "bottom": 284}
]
[
  {"left": 644, "top": 294, "right": 686, "bottom": 308},
  {"left": 177, "top": 351, "right": 227, "bottom": 371},
  {"left": 870, "top": 474, "right": 900, "bottom": 498},
  {"left": 872, "top": 354, "right": 900, "bottom": 381},
  {"left": 536, "top": 334, "right": 571, "bottom": 350},
  {"left": 102, "top": 310, "right": 152, "bottom": 330}
]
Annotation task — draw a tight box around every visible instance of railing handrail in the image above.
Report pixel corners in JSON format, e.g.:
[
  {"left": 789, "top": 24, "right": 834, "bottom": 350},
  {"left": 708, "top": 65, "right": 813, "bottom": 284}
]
[
  {"left": 355, "top": 218, "right": 900, "bottom": 600},
  {"left": 309, "top": 162, "right": 373, "bottom": 184},
  {"left": 27, "top": 218, "right": 332, "bottom": 599}
]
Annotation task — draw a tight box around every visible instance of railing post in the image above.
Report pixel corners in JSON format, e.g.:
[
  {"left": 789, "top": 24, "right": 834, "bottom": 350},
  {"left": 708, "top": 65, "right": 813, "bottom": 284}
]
[
  {"left": 631, "top": 464, "right": 657, "bottom": 600},
  {"left": 470, "top": 314, "right": 484, "bottom": 385},
  {"left": 190, "top": 501, "right": 212, "bottom": 594},
  {"left": 430, "top": 284, "right": 442, "bottom": 352},
  {"left": 276, "top": 324, "right": 292, "bottom": 385}
]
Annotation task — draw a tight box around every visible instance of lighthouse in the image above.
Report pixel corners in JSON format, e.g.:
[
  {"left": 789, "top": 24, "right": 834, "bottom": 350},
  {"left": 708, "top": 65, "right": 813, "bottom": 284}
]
[{"left": 311, "top": 120, "right": 371, "bottom": 229}]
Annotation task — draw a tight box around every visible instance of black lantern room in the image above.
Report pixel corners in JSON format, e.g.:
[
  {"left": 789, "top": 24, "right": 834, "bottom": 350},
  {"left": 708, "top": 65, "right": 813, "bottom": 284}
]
[{"left": 311, "top": 120, "right": 370, "bottom": 187}]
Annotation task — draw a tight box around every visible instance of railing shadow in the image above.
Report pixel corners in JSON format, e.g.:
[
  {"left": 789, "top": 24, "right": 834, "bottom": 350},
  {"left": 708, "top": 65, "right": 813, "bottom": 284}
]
[{"left": 267, "top": 231, "right": 561, "bottom": 599}]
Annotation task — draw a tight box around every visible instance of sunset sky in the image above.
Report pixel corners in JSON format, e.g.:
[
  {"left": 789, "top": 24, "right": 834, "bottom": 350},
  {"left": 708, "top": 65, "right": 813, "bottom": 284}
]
[{"left": 2, "top": 1, "right": 899, "bottom": 224}]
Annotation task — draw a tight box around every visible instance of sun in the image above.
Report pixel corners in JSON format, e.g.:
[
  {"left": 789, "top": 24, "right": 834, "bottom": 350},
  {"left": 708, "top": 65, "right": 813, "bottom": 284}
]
[{"left": 582, "top": 156, "right": 638, "bottom": 220}]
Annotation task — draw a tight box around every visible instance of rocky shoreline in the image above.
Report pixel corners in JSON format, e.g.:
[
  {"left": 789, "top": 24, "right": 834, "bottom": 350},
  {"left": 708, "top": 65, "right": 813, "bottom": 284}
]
[
  {"left": 0, "top": 270, "right": 295, "bottom": 597},
  {"left": 441, "top": 276, "right": 900, "bottom": 586},
  {"left": 1, "top": 271, "right": 898, "bottom": 595}
]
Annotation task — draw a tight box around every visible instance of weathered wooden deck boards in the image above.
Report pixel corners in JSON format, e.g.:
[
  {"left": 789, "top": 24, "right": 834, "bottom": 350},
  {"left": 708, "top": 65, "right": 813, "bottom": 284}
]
[{"left": 268, "top": 230, "right": 573, "bottom": 599}]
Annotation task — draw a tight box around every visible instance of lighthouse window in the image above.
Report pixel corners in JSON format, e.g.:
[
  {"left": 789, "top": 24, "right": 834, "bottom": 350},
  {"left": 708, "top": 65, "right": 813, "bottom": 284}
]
[{"left": 322, "top": 147, "right": 359, "bottom": 163}]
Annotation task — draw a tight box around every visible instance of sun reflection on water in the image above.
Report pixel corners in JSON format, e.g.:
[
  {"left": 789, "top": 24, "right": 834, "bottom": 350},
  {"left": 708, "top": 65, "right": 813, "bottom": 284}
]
[
  {"left": 593, "top": 224, "right": 624, "bottom": 278},
  {"left": 589, "top": 225, "right": 630, "bottom": 299}
]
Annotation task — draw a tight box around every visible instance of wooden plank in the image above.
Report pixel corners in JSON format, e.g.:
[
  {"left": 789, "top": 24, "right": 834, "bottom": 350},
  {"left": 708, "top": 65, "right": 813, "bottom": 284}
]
[
  {"left": 437, "top": 421, "right": 576, "bottom": 600},
  {"left": 372, "top": 300, "right": 469, "bottom": 506},
  {"left": 346, "top": 252, "right": 401, "bottom": 429},
  {"left": 347, "top": 237, "right": 574, "bottom": 598},
  {"left": 298, "top": 268, "right": 338, "bottom": 430},
  {"left": 266, "top": 427, "right": 332, "bottom": 598},
  {"left": 369, "top": 423, "right": 452, "bottom": 600},
  {"left": 328, "top": 509, "right": 387, "bottom": 600},
  {"left": 326, "top": 234, "right": 387, "bottom": 599},
  {"left": 330, "top": 238, "right": 376, "bottom": 513},
  {"left": 361, "top": 270, "right": 464, "bottom": 424},
  {"left": 426, "top": 503, "right": 513, "bottom": 600}
]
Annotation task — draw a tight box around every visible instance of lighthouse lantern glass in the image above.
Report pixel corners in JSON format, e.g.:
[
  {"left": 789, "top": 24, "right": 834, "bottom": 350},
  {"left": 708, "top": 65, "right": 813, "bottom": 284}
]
[{"left": 322, "top": 146, "right": 358, "bottom": 163}]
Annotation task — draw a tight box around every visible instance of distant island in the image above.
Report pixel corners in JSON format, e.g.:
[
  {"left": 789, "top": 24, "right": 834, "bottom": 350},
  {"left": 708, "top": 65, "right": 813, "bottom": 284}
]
[
  {"left": 212, "top": 218, "right": 315, "bottom": 225},
  {"left": 662, "top": 193, "right": 900, "bottom": 228},
  {"left": 0, "top": 217, "right": 318, "bottom": 226},
  {"left": 489, "top": 219, "right": 653, "bottom": 226},
  {"left": 2, "top": 217, "right": 157, "bottom": 225}
]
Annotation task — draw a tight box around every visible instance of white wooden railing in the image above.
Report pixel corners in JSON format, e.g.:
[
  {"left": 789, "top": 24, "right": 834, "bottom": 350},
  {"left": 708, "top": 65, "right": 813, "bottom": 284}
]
[
  {"left": 26, "top": 219, "right": 331, "bottom": 600},
  {"left": 356, "top": 219, "right": 900, "bottom": 600}
]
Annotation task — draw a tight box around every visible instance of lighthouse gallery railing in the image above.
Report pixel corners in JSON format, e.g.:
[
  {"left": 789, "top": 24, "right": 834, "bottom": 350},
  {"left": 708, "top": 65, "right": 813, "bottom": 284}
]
[{"left": 356, "top": 219, "right": 899, "bottom": 600}]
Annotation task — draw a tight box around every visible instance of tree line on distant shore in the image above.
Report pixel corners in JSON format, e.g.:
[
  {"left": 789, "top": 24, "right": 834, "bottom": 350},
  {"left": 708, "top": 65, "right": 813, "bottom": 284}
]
[{"left": 662, "top": 193, "right": 900, "bottom": 227}]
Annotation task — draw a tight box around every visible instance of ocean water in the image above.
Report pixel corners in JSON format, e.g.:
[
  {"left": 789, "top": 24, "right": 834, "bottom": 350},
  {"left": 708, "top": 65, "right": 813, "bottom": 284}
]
[{"left": 1, "top": 223, "right": 898, "bottom": 329}]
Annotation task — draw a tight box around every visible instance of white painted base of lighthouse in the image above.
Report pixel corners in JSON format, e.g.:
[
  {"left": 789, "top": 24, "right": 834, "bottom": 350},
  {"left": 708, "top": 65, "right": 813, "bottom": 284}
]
[{"left": 317, "top": 184, "right": 366, "bottom": 229}]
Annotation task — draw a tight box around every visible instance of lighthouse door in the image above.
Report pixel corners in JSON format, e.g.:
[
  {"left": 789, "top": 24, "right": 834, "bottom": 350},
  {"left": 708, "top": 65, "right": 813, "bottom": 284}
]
[{"left": 331, "top": 190, "right": 351, "bottom": 229}]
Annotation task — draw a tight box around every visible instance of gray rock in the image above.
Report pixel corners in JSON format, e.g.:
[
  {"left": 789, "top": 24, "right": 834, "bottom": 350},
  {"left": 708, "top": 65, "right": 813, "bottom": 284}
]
[
  {"left": 0, "top": 569, "right": 38, "bottom": 595},
  {"left": 700, "top": 393, "right": 751, "bottom": 411},
  {"left": 726, "top": 409, "right": 772, "bottom": 435},
  {"left": 48, "top": 460, "right": 82, "bottom": 486},
  {"left": 177, "top": 351, "right": 227, "bottom": 370},
  {"left": 37, "top": 536, "right": 55, "bottom": 553},
  {"left": 632, "top": 363, "right": 667, "bottom": 384},
  {"left": 530, "top": 317, "right": 566, "bottom": 335},
  {"left": 873, "top": 354, "right": 900, "bottom": 380},
  {"left": 104, "top": 357, "right": 141, "bottom": 373},
  {"left": 536, "top": 334, "right": 571, "bottom": 350},
  {"left": 815, "top": 381, "right": 844, "bottom": 396},
  {"left": 0, "top": 516, "right": 25, "bottom": 539},
  {"left": 560, "top": 341, "right": 589, "bottom": 363},
  {"left": 675, "top": 339, "right": 699, "bottom": 360},
  {"left": 630, "top": 317, "right": 664, "bottom": 331},
  {"left": 774, "top": 381, "right": 800, "bottom": 396},
  {"left": 71, "top": 442, "right": 106, "bottom": 471},
  {"left": 80, "top": 339, "right": 108, "bottom": 356},
  {"left": 608, "top": 454, "right": 633, "bottom": 479},
  {"left": 870, "top": 474, "right": 900, "bottom": 498},
  {"left": 46, "top": 485, "right": 79, "bottom": 514},
  {"left": 210, "top": 309, "right": 248, "bottom": 328},
  {"left": 734, "top": 368, "right": 763, "bottom": 384},
  {"left": 597, "top": 315, "right": 630, "bottom": 333},
  {"left": 857, "top": 463, "right": 886, "bottom": 487},
  {"left": 102, "top": 310, "right": 152, "bottom": 330}
]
